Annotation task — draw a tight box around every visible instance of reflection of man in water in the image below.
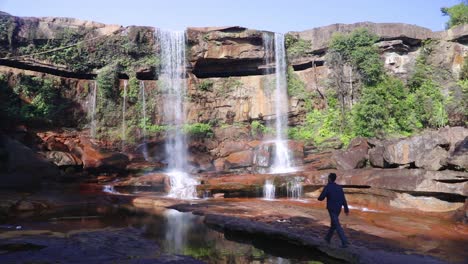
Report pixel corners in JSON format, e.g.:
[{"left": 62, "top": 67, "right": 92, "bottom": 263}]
[{"left": 318, "top": 173, "right": 349, "bottom": 248}]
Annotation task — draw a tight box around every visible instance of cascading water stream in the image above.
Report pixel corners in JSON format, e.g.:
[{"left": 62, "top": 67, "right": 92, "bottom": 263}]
[
  {"left": 262, "top": 33, "right": 297, "bottom": 199},
  {"left": 158, "top": 30, "right": 197, "bottom": 199},
  {"left": 263, "top": 179, "right": 275, "bottom": 200},
  {"left": 287, "top": 176, "right": 303, "bottom": 200},
  {"left": 271, "top": 33, "right": 293, "bottom": 173},
  {"left": 121, "top": 80, "right": 127, "bottom": 149},
  {"left": 140, "top": 80, "right": 149, "bottom": 161},
  {"left": 90, "top": 80, "right": 97, "bottom": 138}
]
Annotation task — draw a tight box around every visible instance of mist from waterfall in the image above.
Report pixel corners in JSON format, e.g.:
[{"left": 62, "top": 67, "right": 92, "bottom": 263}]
[
  {"left": 263, "top": 33, "right": 294, "bottom": 174},
  {"left": 157, "top": 30, "right": 197, "bottom": 199}
]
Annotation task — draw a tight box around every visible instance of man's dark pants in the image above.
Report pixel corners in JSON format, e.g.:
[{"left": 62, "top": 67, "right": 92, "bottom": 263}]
[{"left": 325, "top": 210, "right": 348, "bottom": 245}]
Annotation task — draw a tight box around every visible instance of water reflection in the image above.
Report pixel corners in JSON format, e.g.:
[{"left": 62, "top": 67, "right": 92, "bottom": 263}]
[{"left": 2, "top": 206, "right": 340, "bottom": 264}]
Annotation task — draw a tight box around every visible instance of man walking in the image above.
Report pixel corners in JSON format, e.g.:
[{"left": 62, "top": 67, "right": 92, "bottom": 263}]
[{"left": 318, "top": 173, "right": 349, "bottom": 248}]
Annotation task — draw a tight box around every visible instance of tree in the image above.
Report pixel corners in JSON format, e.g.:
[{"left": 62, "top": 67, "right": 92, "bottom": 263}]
[
  {"left": 441, "top": 2, "right": 468, "bottom": 29},
  {"left": 352, "top": 77, "right": 415, "bottom": 137}
]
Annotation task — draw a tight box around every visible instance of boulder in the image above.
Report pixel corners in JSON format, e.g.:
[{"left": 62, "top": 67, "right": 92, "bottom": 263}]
[
  {"left": 225, "top": 150, "right": 254, "bottom": 169},
  {"left": 414, "top": 146, "right": 449, "bottom": 171},
  {"left": 383, "top": 132, "right": 449, "bottom": 166},
  {"left": 253, "top": 143, "right": 273, "bottom": 168},
  {"left": 74, "top": 137, "right": 129, "bottom": 171},
  {"left": 213, "top": 158, "right": 226, "bottom": 172},
  {"left": 438, "top": 127, "right": 468, "bottom": 151},
  {"left": 285, "top": 140, "right": 305, "bottom": 166},
  {"left": 252, "top": 140, "right": 304, "bottom": 170},
  {"left": 302, "top": 168, "right": 468, "bottom": 196},
  {"left": 332, "top": 137, "right": 368, "bottom": 170},
  {"left": 218, "top": 140, "right": 248, "bottom": 157},
  {"left": 115, "top": 173, "right": 166, "bottom": 187},
  {"left": 0, "top": 134, "right": 60, "bottom": 189},
  {"left": 188, "top": 151, "right": 213, "bottom": 171},
  {"left": 368, "top": 144, "right": 385, "bottom": 168},
  {"left": 447, "top": 137, "right": 468, "bottom": 171},
  {"left": 40, "top": 151, "right": 83, "bottom": 167},
  {"left": 302, "top": 152, "right": 335, "bottom": 170}
]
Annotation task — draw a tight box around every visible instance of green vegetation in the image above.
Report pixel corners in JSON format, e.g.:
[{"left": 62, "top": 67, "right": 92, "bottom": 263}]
[
  {"left": 290, "top": 28, "right": 450, "bottom": 145},
  {"left": 217, "top": 77, "right": 242, "bottom": 95},
  {"left": 353, "top": 77, "right": 417, "bottom": 137},
  {"left": 329, "top": 28, "right": 383, "bottom": 86},
  {"left": 198, "top": 79, "right": 214, "bottom": 91},
  {"left": 250, "top": 120, "right": 274, "bottom": 137},
  {"left": 0, "top": 15, "right": 16, "bottom": 46},
  {"left": 138, "top": 119, "right": 213, "bottom": 138},
  {"left": 183, "top": 123, "right": 213, "bottom": 138},
  {"left": 0, "top": 74, "right": 66, "bottom": 125},
  {"left": 441, "top": 1, "right": 468, "bottom": 29},
  {"left": 14, "top": 26, "right": 158, "bottom": 74},
  {"left": 125, "top": 76, "right": 140, "bottom": 104},
  {"left": 285, "top": 34, "right": 312, "bottom": 58}
]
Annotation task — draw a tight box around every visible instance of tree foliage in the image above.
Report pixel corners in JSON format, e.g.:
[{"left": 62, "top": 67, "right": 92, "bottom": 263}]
[
  {"left": 441, "top": 2, "right": 468, "bottom": 29},
  {"left": 329, "top": 28, "right": 383, "bottom": 86}
]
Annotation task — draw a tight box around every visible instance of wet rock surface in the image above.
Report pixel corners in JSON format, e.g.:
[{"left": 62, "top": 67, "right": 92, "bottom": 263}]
[{"left": 165, "top": 198, "right": 463, "bottom": 263}]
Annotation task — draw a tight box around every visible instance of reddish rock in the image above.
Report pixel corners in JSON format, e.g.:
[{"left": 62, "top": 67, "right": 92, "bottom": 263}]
[
  {"left": 286, "top": 140, "right": 305, "bottom": 166},
  {"left": 225, "top": 150, "right": 253, "bottom": 169},
  {"left": 40, "top": 151, "right": 83, "bottom": 167},
  {"left": 44, "top": 136, "right": 69, "bottom": 152},
  {"left": 188, "top": 151, "right": 213, "bottom": 171},
  {"left": 247, "top": 140, "right": 262, "bottom": 148},
  {"left": 218, "top": 140, "right": 248, "bottom": 157},
  {"left": 75, "top": 137, "right": 129, "bottom": 171},
  {"left": 332, "top": 137, "right": 368, "bottom": 170},
  {"left": 117, "top": 173, "right": 166, "bottom": 186},
  {"left": 302, "top": 152, "right": 335, "bottom": 170},
  {"left": 214, "top": 158, "right": 226, "bottom": 172}
]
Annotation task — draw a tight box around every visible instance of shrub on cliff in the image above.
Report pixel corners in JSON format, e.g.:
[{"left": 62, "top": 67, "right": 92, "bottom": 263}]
[{"left": 441, "top": 2, "right": 468, "bottom": 29}]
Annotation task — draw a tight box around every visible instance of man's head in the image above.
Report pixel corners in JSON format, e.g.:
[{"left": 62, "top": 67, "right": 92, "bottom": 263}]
[{"left": 328, "top": 173, "right": 337, "bottom": 183}]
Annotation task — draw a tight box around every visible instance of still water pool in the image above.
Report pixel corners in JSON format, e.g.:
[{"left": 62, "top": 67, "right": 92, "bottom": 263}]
[{"left": 0, "top": 205, "right": 343, "bottom": 263}]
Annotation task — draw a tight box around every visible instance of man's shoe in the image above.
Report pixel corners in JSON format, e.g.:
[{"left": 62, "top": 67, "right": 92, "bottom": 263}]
[
  {"left": 340, "top": 243, "right": 349, "bottom": 248},
  {"left": 324, "top": 238, "right": 331, "bottom": 244}
]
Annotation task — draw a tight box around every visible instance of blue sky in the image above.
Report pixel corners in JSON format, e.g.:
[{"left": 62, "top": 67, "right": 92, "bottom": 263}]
[{"left": 0, "top": 0, "right": 462, "bottom": 32}]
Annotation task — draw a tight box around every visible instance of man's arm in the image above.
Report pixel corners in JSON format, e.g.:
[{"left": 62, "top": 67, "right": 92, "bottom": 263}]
[
  {"left": 342, "top": 190, "right": 349, "bottom": 215},
  {"left": 318, "top": 185, "right": 328, "bottom": 201}
]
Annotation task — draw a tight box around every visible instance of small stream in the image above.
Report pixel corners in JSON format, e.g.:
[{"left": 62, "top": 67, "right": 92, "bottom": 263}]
[{"left": 0, "top": 204, "right": 342, "bottom": 263}]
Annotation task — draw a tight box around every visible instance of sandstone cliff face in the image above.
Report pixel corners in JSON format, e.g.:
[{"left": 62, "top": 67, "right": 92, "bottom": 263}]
[{"left": 1, "top": 13, "right": 467, "bottom": 152}]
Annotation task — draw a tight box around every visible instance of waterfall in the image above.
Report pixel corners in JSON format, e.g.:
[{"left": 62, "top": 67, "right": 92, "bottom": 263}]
[
  {"left": 121, "top": 80, "right": 127, "bottom": 149},
  {"left": 287, "top": 177, "right": 303, "bottom": 200},
  {"left": 140, "top": 80, "right": 149, "bottom": 161},
  {"left": 263, "top": 179, "right": 275, "bottom": 200},
  {"left": 158, "top": 30, "right": 197, "bottom": 199},
  {"left": 272, "top": 33, "right": 293, "bottom": 172},
  {"left": 89, "top": 80, "right": 97, "bottom": 138},
  {"left": 263, "top": 33, "right": 294, "bottom": 173}
]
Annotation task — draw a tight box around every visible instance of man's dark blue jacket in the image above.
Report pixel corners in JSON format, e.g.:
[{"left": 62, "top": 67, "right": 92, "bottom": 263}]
[{"left": 318, "top": 182, "right": 349, "bottom": 214}]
